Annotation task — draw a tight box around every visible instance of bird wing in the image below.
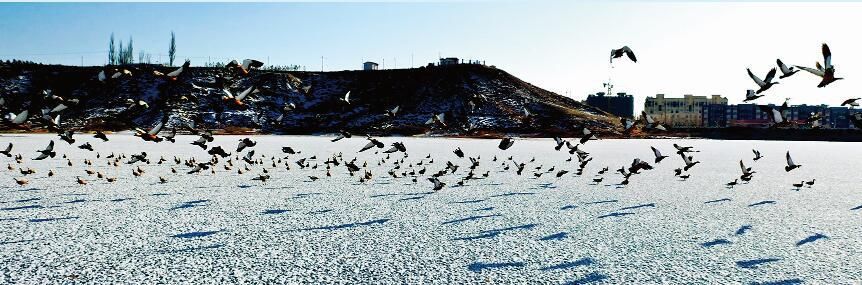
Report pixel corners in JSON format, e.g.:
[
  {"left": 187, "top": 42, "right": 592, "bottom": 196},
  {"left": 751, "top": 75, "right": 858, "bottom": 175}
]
[
  {"left": 795, "top": 65, "right": 824, "bottom": 77},
  {"left": 747, "top": 68, "right": 766, "bottom": 87},
  {"left": 822, "top": 43, "right": 832, "bottom": 69},
  {"left": 681, "top": 153, "right": 692, "bottom": 164},
  {"left": 359, "top": 141, "right": 375, "bottom": 152},
  {"left": 391, "top": 106, "right": 399, "bottom": 114},
  {"left": 236, "top": 86, "right": 257, "bottom": 101},
  {"left": 344, "top": 91, "right": 351, "bottom": 102},
  {"left": 777, "top": 59, "right": 792, "bottom": 74},
  {"left": 771, "top": 109, "right": 783, "bottom": 123},
  {"left": 166, "top": 65, "right": 184, "bottom": 77},
  {"left": 11, "top": 110, "right": 28, "bottom": 124},
  {"left": 222, "top": 89, "right": 235, "bottom": 99},
  {"left": 739, "top": 160, "right": 748, "bottom": 174},
  {"left": 622, "top": 46, "right": 637, "bottom": 62},
  {"left": 148, "top": 121, "right": 165, "bottom": 135},
  {"left": 763, "top": 68, "right": 777, "bottom": 83},
  {"left": 3, "top": 143, "right": 11, "bottom": 153},
  {"left": 786, "top": 151, "right": 795, "bottom": 166},
  {"left": 651, "top": 146, "right": 662, "bottom": 158},
  {"left": 50, "top": 104, "right": 68, "bottom": 113},
  {"left": 33, "top": 153, "right": 48, "bottom": 160},
  {"left": 554, "top": 137, "right": 563, "bottom": 145},
  {"left": 642, "top": 111, "right": 654, "bottom": 124}
]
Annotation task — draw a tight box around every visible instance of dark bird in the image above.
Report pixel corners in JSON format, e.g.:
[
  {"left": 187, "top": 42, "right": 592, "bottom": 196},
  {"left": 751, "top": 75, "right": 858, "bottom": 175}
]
[
  {"left": 237, "top": 138, "right": 257, "bottom": 152},
  {"left": 785, "top": 151, "right": 801, "bottom": 172},
  {"left": 726, "top": 179, "right": 738, "bottom": 188},
  {"left": 282, "top": 147, "right": 298, "bottom": 154},
  {"left": 747, "top": 67, "right": 779, "bottom": 94},
  {"left": 752, "top": 149, "right": 764, "bottom": 161},
  {"left": 33, "top": 140, "right": 56, "bottom": 160},
  {"left": 579, "top": 128, "right": 596, "bottom": 144},
  {"left": 651, "top": 146, "right": 668, "bottom": 163},
  {"left": 742, "top": 89, "right": 763, "bottom": 103},
  {"left": 792, "top": 181, "right": 805, "bottom": 190},
  {"left": 163, "top": 128, "right": 177, "bottom": 143},
  {"left": 93, "top": 130, "right": 109, "bottom": 142},
  {"left": 795, "top": 43, "right": 843, "bottom": 88},
  {"left": 681, "top": 154, "right": 700, "bottom": 171},
  {"left": 553, "top": 137, "right": 567, "bottom": 151},
  {"left": 453, "top": 147, "right": 464, "bottom": 158},
  {"left": 187, "top": 162, "right": 210, "bottom": 174},
  {"left": 610, "top": 46, "right": 637, "bottom": 63},
  {"left": 208, "top": 146, "right": 231, "bottom": 158},
  {"left": 0, "top": 143, "right": 11, "bottom": 157},
  {"left": 383, "top": 142, "right": 407, "bottom": 153},
  {"left": 805, "top": 179, "right": 816, "bottom": 187},
  {"left": 840, "top": 98, "right": 860, "bottom": 107},
  {"left": 359, "top": 137, "right": 384, "bottom": 152},
  {"left": 498, "top": 137, "right": 515, "bottom": 150},
  {"left": 429, "top": 177, "right": 445, "bottom": 190},
  {"left": 191, "top": 136, "right": 209, "bottom": 150},
  {"left": 331, "top": 130, "right": 352, "bottom": 142},
  {"left": 243, "top": 150, "right": 256, "bottom": 164},
  {"left": 226, "top": 59, "right": 264, "bottom": 75},
  {"left": 78, "top": 142, "right": 94, "bottom": 152},
  {"left": 58, "top": 130, "right": 75, "bottom": 144}
]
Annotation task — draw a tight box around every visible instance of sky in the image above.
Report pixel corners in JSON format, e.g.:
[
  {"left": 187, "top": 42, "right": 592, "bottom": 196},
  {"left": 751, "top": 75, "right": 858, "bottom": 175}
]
[{"left": 2, "top": 1, "right": 862, "bottom": 113}]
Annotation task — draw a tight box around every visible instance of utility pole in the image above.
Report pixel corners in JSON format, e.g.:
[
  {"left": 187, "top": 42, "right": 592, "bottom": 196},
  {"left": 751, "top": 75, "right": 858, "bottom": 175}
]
[
  {"left": 411, "top": 53, "right": 414, "bottom": 68},
  {"left": 80, "top": 56, "right": 84, "bottom": 67},
  {"left": 321, "top": 56, "right": 324, "bottom": 72}
]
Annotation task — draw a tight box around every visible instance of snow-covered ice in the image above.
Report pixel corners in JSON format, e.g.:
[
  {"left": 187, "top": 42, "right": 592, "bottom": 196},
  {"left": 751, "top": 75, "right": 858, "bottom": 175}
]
[{"left": 1, "top": 134, "right": 861, "bottom": 284}]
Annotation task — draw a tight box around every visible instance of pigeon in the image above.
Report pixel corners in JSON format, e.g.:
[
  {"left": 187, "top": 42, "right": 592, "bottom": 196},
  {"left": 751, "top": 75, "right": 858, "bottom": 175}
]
[
  {"left": 93, "top": 131, "right": 109, "bottom": 142},
  {"left": 78, "top": 142, "right": 94, "bottom": 152},
  {"left": 498, "top": 137, "right": 514, "bottom": 150},
  {"left": 33, "top": 140, "right": 55, "bottom": 160},
  {"left": 785, "top": 151, "right": 801, "bottom": 172}
]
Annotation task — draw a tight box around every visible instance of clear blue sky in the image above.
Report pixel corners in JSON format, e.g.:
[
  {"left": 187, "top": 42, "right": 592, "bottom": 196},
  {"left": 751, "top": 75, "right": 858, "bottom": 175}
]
[{"left": 2, "top": 1, "right": 862, "bottom": 112}]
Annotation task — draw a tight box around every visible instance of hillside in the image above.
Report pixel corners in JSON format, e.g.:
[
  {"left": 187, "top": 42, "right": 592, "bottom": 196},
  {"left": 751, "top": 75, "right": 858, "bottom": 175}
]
[{"left": 0, "top": 62, "right": 619, "bottom": 136}]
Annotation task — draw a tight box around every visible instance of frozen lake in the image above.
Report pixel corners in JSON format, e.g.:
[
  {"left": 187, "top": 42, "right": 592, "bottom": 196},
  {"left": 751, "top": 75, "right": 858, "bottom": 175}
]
[{"left": 0, "top": 134, "right": 860, "bottom": 284}]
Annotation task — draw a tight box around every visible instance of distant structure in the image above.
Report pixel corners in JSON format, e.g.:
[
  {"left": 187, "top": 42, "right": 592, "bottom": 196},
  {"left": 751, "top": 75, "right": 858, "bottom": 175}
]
[
  {"left": 585, "top": 92, "right": 634, "bottom": 118},
  {"left": 702, "top": 103, "right": 857, "bottom": 128},
  {"left": 439, "top": 57, "right": 459, "bottom": 66},
  {"left": 644, "top": 94, "right": 727, "bottom": 127},
  {"left": 363, "top": 61, "right": 379, "bottom": 71}
]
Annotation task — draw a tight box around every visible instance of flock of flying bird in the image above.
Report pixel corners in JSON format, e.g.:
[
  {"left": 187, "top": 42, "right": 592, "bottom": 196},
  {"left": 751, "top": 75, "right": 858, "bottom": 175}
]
[{"left": 0, "top": 43, "right": 850, "bottom": 190}]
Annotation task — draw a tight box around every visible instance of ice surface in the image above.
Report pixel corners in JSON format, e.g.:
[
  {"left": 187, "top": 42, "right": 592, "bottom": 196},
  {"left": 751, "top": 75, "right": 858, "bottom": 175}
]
[{"left": 0, "top": 134, "right": 861, "bottom": 284}]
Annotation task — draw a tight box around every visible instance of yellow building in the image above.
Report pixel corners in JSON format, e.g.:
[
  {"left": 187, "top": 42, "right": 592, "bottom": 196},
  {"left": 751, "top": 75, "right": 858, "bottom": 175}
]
[{"left": 644, "top": 94, "right": 728, "bottom": 127}]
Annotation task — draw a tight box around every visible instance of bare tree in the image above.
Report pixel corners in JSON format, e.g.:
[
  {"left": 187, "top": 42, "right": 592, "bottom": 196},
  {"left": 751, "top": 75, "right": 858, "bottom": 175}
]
[
  {"left": 168, "top": 31, "right": 176, "bottom": 67},
  {"left": 108, "top": 33, "right": 116, "bottom": 65}
]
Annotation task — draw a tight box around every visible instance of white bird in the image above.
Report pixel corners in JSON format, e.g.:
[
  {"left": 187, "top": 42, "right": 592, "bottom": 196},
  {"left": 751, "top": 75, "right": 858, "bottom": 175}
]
[{"left": 340, "top": 91, "right": 351, "bottom": 104}]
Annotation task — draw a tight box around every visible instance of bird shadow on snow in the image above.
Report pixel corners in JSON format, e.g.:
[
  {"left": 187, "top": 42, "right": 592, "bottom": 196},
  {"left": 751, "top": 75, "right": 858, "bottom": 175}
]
[
  {"left": 262, "top": 209, "right": 290, "bottom": 215},
  {"left": 170, "top": 200, "right": 210, "bottom": 210},
  {"left": 539, "top": 232, "right": 568, "bottom": 241},
  {"left": 290, "top": 193, "right": 323, "bottom": 199},
  {"left": 704, "top": 198, "right": 731, "bottom": 204},
  {"left": 12, "top": 197, "right": 41, "bottom": 203},
  {"left": 159, "top": 243, "right": 224, "bottom": 254},
  {"left": 748, "top": 200, "right": 776, "bottom": 207},
  {"left": 451, "top": 199, "right": 485, "bottom": 204},
  {"left": 851, "top": 205, "right": 862, "bottom": 211},
  {"left": 585, "top": 200, "right": 618, "bottom": 205},
  {"left": 475, "top": 207, "right": 494, "bottom": 211},
  {"left": 307, "top": 209, "right": 333, "bottom": 215},
  {"left": 618, "top": 203, "right": 655, "bottom": 211},
  {"left": 29, "top": 216, "right": 79, "bottom": 223},
  {"left": 750, "top": 279, "right": 804, "bottom": 285},
  {"left": 1, "top": 205, "right": 43, "bottom": 211},
  {"left": 560, "top": 205, "right": 578, "bottom": 210},
  {"left": 736, "top": 258, "right": 781, "bottom": 269},
  {"left": 297, "top": 218, "right": 391, "bottom": 231},
  {"left": 490, "top": 192, "right": 535, "bottom": 198},
  {"left": 563, "top": 272, "right": 608, "bottom": 285},
  {"left": 0, "top": 239, "right": 39, "bottom": 246},
  {"left": 796, "top": 233, "right": 828, "bottom": 246},
  {"left": 597, "top": 212, "right": 634, "bottom": 219},
  {"left": 453, "top": 223, "right": 538, "bottom": 241},
  {"left": 441, "top": 214, "right": 501, "bottom": 225},
  {"left": 540, "top": 258, "right": 595, "bottom": 271},
  {"left": 171, "top": 230, "right": 222, "bottom": 239},
  {"left": 110, "top": 198, "right": 135, "bottom": 202},
  {"left": 467, "top": 262, "right": 525, "bottom": 272},
  {"left": 701, "top": 239, "right": 732, "bottom": 248}
]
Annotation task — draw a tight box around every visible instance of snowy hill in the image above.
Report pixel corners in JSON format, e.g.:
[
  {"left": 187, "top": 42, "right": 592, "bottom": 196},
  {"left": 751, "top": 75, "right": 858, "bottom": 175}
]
[{"left": 0, "top": 62, "right": 618, "bottom": 136}]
